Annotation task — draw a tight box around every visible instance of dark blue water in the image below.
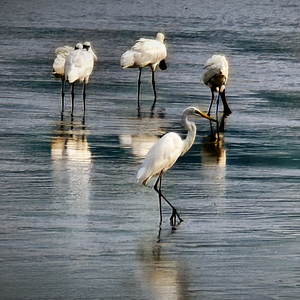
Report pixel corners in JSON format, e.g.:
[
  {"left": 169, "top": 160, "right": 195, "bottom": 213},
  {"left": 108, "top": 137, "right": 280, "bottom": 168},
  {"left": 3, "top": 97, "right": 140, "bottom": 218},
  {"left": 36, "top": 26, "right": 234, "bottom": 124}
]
[{"left": 1, "top": 0, "right": 300, "bottom": 299}]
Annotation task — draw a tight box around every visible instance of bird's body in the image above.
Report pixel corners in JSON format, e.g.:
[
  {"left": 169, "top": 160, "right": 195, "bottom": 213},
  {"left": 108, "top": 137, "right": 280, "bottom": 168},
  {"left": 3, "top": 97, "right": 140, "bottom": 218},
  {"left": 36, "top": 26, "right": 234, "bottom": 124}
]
[
  {"left": 203, "top": 55, "right": 231, "bottom": 119},
  {"left": 121, "top": 33, "right": 167, "bottom": 70},
  {"left": 137, "top": 132, "right": 184, "bottom": 186},
  {"left": 203, "top": 55, "right": 228, "bottom": 93},
  {"left": 137, "top": 107, "right": 215, "bottom": 226},
  {"left": 64, "top": 47, "right": 95, "bottom": 84},
  {"left": 121, "top": 33, "right": 167, "bottom": 112},
  {"left": 64, "top": 42, "right": 97, "bottom": 123}
]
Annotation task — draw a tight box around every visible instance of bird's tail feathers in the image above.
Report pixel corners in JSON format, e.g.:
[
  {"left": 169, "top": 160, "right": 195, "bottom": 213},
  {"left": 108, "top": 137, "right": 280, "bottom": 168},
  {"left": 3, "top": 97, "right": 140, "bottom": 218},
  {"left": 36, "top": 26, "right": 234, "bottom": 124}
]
[
  {"left": 121, "top": 49, "right": 138, "bottom": 68},
  {"left": 136, "top": 166, "right": 150, "bottom": 185},
  {"left": 53, "top": 54, "right": 66, "bottom": 75}
]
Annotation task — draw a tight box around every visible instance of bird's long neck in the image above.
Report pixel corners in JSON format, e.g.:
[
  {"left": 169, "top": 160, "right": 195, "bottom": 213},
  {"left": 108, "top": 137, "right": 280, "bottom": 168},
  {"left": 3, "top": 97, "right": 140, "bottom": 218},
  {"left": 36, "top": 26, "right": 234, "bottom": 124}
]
[{"left": 181, "top": 115, "right": 197, "bottom": 156}]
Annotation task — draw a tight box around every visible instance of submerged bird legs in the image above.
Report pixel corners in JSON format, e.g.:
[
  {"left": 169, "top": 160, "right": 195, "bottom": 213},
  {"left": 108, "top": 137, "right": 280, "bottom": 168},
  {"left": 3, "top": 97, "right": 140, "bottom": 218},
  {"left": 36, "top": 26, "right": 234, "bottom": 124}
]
[{"left": 154, "top": 171, "right": 183, "bottom": 227}]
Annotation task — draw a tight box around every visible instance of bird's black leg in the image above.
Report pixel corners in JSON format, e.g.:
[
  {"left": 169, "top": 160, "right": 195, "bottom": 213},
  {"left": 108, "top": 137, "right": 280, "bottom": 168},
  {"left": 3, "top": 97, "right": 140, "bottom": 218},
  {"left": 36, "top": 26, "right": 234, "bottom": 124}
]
[
  {"left": 216, "top": 92, "right": 221, "bottom": 140},
  {"left": 207, "top": 90, "right": 214, "bottom": 116},
  {"left": 154, "top": 175, "right": 163, "bottom": 226},
  {"left": 208, "top": 90, "right": 215, "bottom": 136},
  {"left": 150, "top": 65, "right": 157, "bottom": 112},
  {"left": 82, "top": 80, "right": 86, "bottom": 125},
  {"left": 61, "top": 77, "right": 65, "bottom": 122},
  {"left": 137, "top": 68, "right": 142, "bottom": 112},
  {"left": 71, "top": 82, "right": 75, "bottom": 124},
  {"left": 220, "top": 89, "right": 232, "bottom": 117},
  {"left": 154, "top": 172, "right": 183, "bottom": 226}
]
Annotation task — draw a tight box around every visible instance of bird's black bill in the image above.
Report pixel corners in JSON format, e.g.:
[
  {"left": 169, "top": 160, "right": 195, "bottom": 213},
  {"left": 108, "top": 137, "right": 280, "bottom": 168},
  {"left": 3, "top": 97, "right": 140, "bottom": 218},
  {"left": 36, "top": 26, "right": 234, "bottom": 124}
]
[
  {"left": 220, "top": 90, "right": 232, "bottom": 116},
  {"left": 159, "top": 59, "right": 167, "bottom": 70}
]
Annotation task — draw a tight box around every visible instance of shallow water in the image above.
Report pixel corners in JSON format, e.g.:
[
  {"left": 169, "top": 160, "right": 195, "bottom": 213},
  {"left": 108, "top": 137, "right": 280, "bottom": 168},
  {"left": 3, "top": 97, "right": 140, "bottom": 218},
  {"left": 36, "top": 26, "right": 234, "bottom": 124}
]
[{"left": 1, "top": 0, "right": 300, "bottom": 299}]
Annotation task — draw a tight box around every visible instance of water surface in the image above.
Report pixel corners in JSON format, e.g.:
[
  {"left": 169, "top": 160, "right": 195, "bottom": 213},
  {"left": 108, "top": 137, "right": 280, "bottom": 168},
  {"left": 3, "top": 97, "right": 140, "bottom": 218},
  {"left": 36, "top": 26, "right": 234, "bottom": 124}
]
[{"left": 1, "top": 0, "right": 300, "bottom": 299}]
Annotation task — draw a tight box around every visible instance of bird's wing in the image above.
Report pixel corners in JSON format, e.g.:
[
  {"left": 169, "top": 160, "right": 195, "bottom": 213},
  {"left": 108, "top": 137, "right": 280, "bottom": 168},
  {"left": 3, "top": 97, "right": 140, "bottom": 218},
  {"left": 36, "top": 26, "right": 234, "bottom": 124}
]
[
  {"left": 53, "top": 46, "right": 74, "bottom": 75},
  {"left": 55, "top": 45, "right": 74, "bottom": 56},
  {"left": 132, "top": 39, "right": 167, "bottom": 68},
  {"left": 137, "top": 132, "right": 183, "bottom": 185}
]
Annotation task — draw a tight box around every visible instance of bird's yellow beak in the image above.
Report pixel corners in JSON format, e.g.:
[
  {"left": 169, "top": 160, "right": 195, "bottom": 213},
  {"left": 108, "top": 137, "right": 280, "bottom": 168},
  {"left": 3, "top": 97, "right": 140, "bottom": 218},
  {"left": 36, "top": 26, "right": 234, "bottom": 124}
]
[{"left": 196, "top": 110, "right": 217, "bottom": 122}]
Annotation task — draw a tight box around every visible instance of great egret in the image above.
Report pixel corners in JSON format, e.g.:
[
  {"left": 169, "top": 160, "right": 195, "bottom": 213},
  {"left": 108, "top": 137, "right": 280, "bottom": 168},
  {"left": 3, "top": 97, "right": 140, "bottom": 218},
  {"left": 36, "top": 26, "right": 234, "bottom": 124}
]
[
  {"left": 64, "top": 42, "right": 97, "bottom": 123},
  {"left": 203, "top": 55, "right": 232, "bottom": 119},
  {"left": 53, "top": 43, "right": 82, "bottom": 120},
  {"left": 121, "top": 33, "right": 167, "bottom": 112},
  {"left": 136, "top": 107, "right": 216, "bottom": 226}
]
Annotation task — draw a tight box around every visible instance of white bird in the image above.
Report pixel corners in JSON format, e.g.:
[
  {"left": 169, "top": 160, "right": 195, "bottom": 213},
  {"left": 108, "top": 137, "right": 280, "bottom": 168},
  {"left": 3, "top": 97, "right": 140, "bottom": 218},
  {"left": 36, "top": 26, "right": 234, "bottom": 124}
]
[
  {"left": 121, "top": 33, "right": 167, "bottom": 112},
  {"left": 64, "top": 42, "right": 97, "bottom": 123},
  {"left": 53, "top": 43, "right": 82, "bottom": 120},
  {"left": 203, "top": 55, "right": 232, "bottom": 120},
  {"left": 136, "top": 107, "right": 216, "bottom": 226}
]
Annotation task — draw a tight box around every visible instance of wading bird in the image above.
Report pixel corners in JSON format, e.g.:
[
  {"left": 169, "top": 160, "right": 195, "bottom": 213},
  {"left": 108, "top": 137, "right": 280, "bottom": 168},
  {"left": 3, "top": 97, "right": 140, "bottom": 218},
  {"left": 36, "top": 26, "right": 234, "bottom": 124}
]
[
  {"left": 136, "top": 107, "right": 216, "bottom": 226},
  {"left": 121, "top": 32, "right": 167, "bottom": 112},
  {"left": 64, "top": 42, "right": 97, "bottom": 123},
  {"left": 53, "top": 43, "right": 82, "bottom": 120},
  {"left": 203, "top": 55, "right": 232, "bottom": 120}
]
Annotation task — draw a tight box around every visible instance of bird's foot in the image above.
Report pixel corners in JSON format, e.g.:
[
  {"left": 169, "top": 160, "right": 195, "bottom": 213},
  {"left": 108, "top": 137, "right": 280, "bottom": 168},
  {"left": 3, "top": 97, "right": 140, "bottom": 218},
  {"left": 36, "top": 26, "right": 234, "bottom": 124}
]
[{"left": 170, "top": 208, "right": 183, "bottom": 227}]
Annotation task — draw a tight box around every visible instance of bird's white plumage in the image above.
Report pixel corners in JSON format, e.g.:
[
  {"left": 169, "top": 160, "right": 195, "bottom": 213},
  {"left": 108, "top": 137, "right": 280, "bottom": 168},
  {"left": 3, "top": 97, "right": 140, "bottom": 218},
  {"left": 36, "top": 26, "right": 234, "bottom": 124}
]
[
  {"left": 136, "top": 107, "right": 214, "bottom": 186},
  {"left": 137, "top": 132, "right": 183, "bottom": 185},
  {"left": 83, "top": 41, "right": 98, "bottom": 61},
  {"left": 121, "top": 33, "right": 167, "bottom": 71},
  {"left": 53, "top": 45, "right": 77, "bottom": 77},
  {"left": 203, "top": 55, "right": 228, "bottom": 92},
  {"left": 64, "top": 47, "right": 95, "bottom": 83}
]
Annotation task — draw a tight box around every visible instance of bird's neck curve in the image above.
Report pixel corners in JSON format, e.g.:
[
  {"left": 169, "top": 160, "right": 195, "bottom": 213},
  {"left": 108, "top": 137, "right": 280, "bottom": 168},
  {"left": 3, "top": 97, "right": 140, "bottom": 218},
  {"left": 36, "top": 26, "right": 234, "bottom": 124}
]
[{"left": 181, "top": 115, "right": 197, "bottom": 156}]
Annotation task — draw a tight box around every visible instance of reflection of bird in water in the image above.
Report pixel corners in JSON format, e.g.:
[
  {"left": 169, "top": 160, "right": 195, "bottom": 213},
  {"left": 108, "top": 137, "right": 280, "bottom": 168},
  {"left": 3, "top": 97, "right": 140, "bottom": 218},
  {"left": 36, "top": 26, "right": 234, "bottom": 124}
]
[
  {"left": 203, "top": 55, "right": 231, "bottom": 135},
  {"left": 201, "top": 134, "right": 226, "bottom": 167},
  {"left": 137, "top": 107, "right": 215, "bottom": 226},
  {"left": 136, "top": 241, "right": 190, "bottom": 300},
  {"left": 201, "top": 131, "right": 227, "bottom": 214},
  {"left": 51, "top": 123, "right": 92, "bottom": 215},
  {"left": 121, "top": 32, "right": 167, "bottom": 112},
  {"left": 64, "top": 42, "right": 97, "bottom": 124},
  {"left": 51, "top": 127, "right": 91, "bottom": 163},
  {"left": 119, "top": 134, "right": 160, "bottom": 159}
]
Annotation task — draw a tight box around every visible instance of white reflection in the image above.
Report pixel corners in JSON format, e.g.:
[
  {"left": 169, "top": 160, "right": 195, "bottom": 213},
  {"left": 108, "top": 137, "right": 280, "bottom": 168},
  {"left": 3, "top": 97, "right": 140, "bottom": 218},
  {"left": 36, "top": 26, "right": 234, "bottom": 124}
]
[
  {"left": 119, "top": 134, "right": 160, "bottom": 159},
  {"left": 200, "top": 133, "right": 227, "bottom": 214},
  {"left": 51, "top": 123, "right": 92, "bottom": 216},
  {"left": 118, "top": 114, "right": 165, "bottom": 160},
  {"left": 136, "top": 241, "right": 190, "bottom": 300}
]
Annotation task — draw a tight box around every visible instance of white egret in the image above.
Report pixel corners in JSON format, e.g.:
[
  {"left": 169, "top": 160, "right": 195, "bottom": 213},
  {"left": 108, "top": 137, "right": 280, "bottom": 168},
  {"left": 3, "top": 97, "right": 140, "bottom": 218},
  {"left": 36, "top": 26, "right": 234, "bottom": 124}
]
[
  {"left": 203, "top": 55, "right": 232, "bottom": 119},
  {"left": 53, "top": 43, "right": 82, "bottom": 120},
  {"left": 136, "top": 107, "right": 216, "bottom": 226},
  {"left": 64, "top": 42, "right": 97, "bottom": 123},
  {"left": 121, "top": 33, "right": 167, "bottom": 112}
]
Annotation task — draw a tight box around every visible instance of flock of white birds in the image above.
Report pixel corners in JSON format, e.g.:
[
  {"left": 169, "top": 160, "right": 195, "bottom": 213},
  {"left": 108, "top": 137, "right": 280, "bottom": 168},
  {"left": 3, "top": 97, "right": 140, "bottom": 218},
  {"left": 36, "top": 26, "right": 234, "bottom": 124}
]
[{"left": 52, "top": 32, "right": 231, "bottom": 227}]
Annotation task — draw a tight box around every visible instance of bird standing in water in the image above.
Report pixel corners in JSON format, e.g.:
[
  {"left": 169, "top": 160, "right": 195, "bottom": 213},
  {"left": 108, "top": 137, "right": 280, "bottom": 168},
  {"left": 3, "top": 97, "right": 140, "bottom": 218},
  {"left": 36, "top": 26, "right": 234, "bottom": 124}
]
[
  {"left": 121, "top": 33, "right": 167, "bottom": 112},
  {"left": 203, "top": 55, "right": 231, "bottom": 120},
  {"left": 137, "top": 107, "right": 216, "bottom": 226},
  {"left": 53, "top": 43, "right": 82, "bottom": 120},
  {"left": 64, "top": 42, "right": 97, "bottom": 124}
]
